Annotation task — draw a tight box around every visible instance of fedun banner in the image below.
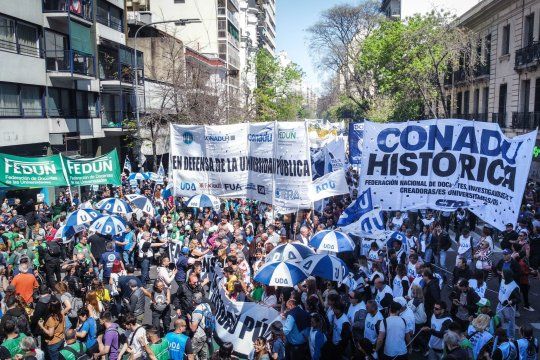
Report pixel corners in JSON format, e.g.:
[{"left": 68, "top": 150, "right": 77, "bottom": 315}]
[
  {"left": 170, "top": 122, "right": 312, "bottom": 207},
  {"left": 62, "top": 150, "right": 122, "bottom": 186},
  {"left": 0, "top": 150, "right": 122, "bottom": 188},
  {"left": 209, "top": 265, "right": 281, "bottom": 358},
  {"left": 0, "top": 153, "right": 65, "bottom": 187},
  {"left": 359, "top": 120, "right": 537, "bottom": 230}
]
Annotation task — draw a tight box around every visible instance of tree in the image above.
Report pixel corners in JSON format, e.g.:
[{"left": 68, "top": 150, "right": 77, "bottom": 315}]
[
  {"left": 355, "top": 11, "right": 477, "bottom": 120},
  {"left": 253, "top": 49, "right": 305, "bottom": 121},
  {"left": 307, "top": 0, "right": 383, "bottom": 111}
]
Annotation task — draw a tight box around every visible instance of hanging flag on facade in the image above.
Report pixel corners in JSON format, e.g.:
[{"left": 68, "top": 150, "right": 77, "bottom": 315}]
[{"left": 123, "top": 155, "right": 132, "bottom": 173}]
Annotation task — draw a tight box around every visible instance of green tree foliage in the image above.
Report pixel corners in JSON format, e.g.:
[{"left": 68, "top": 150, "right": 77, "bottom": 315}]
[{"left": 254, "top": 49, "right": 304, "bottom": 121}]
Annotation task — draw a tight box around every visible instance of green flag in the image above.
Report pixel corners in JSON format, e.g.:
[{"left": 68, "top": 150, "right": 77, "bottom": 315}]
[
  {"left": 0, "top": 154, "right": 65, "bottom": 188},
  {"left": 62, "top": 150, "right": 122, "bottom": 186}
]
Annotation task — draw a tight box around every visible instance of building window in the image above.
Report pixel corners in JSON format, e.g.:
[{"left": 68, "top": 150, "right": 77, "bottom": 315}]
[
  {"left": 456, "top": 92, "right": 462, "bottom": 115},
  {"left": 535, "top": 79, "right": 540, "bottom": 112},
  {"left": 0, "top": 16, "right": 39, "bottom": 57},
  {"left": 499, "top": 84, "right": 507, "bottom": 115},
  {"left": 522, "top": 79, "right": 531, "bottom": 113},
  {"left": 473, "top": 88, "right": 480, "bottom": 115},
  {"left": 0, "top": 82, "right": 43, "bottom": 117},
  {"left": 525, "top": 13, "right": 534, "bottom": 47},
  {"left": 97, "top": 0, "right": 124, "bottom": 32},
  {"left": 483, "top": 87, "right": 489, "bottom": 115},
  {"left": 174, "top": 0, "right": 185, "bottom": 3},
  {"left": 502, "top": 24, "right": 510, "bottom": 55},
  {"left": 0, "top": 83, "right": 20, "bottom": 117},
  {"left": 463, "top": 90, "right": 470, "bottom": 115}
]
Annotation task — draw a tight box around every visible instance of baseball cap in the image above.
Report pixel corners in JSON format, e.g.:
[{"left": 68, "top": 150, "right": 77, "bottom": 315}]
[
  {"left": 181, "top": 246, "right": 190, "bottom": 254},
  {"left": 128, "top": 279, "right": 138, "bottom": 288},
  {"left": 476, "top": 298, "right": 491, "bottom": 307},
  {"left": 394, "top": 297, "right": 407, "bottom": 308},
  {"left": 505, "top": 223, "right": 513, "bottom": 227},
  {"left": 503, "top": 248, "right": 512, "bottom": 255}
]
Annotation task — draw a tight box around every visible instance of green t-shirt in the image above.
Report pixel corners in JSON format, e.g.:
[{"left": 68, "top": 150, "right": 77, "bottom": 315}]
[
  {"left": 1, "top": 333, "right": 26, "bottom": 357},
  {"left": 251, "top": 286, "right": 264, "bottom": 302},
  {"left": 59, "top": 341, "right": 86, "bottom": 360},
  {"left": 150, "top": 339, "right": 170, "bottom": 360}
]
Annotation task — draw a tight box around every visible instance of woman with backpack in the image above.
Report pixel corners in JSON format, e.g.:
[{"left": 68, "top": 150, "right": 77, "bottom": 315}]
[
  {"left": 517, "top": 324, "right": 538, "bottom": 360},
  {"left": 37, "top": 298, "right": 65, "bottom": 360}
]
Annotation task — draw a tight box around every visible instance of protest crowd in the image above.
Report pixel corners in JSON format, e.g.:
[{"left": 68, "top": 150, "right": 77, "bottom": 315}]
[{"left": 0, "top": 166, "right": 537, "bottom": 360}]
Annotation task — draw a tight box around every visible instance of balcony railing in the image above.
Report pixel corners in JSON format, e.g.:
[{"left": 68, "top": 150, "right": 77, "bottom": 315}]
[
  {"left": 97, "top": 12, "right": 124, "bottom": 32},
  {"left": 47, "top": 108, "right": 98, "bottom": 118},
  {"left": 473, "top": 63, "right": 490, "bottom": 78},
  {"left": 228, "top": 0, "right": 239, "bottom": 11},
  {"left": 492, "top": 113, "right": 507, "bottom": 128},
  {"left": 0, "top": 107, "right": 45, "bottom": 117},
  {"left": 515, "top": 41, "right": 540, "bottom": 69},
  {"left": 46, "top": 50, "right": 95, "bottom": 77},
  {"left": 227, "top": 9, "right": 239, "bottom": 29},
  {"left": 453, "top": 69, "right": 466, "bottom": 84},
  {"left": 217, "top": 6, "right": 226, "bottom": 16},
  {"left": 43, "top": 0, "right": 93, "bottom": 22},
  {"left": 0, "top": 39, "right": 40, "bottom": 57},
  {"left": 512, "top": 112, "right": 540, "bottom": 130},
  {"left": 101, "top": 110, "right": 134, "bottom": 128}
]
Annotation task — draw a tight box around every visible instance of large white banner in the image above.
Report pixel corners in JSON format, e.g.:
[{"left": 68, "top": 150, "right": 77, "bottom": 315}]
[
  {"left": 360, "top": 120, "right": 537, "bottom": 230},
  {"left": 170, "top": 122, "right": 312, "bottom": 207},
  {"left": 209, "top": 265, "right": 282, "bottom": 358}
]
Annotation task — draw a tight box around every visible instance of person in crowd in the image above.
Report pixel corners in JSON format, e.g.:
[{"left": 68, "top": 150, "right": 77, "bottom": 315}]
[
  {"left": 422, "top": 301, "right": 452, "bottom": 360},
  {"left": 38, "top": 298, "right": 65, "bottom": 360},
  {"left": 282, "top": 298, "right": 309, "bottom": 359},
  {"left": 376, "top": 301, "right": 410, "bottom": 360},
  {"left": 166, "top": 318, "right": 195, "bottom": 360}
]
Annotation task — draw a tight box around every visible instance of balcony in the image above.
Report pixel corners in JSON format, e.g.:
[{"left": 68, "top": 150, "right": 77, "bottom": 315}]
[
  {"left": 512, "top": 112, "right": 540, "bottom": 130},
  {"left": 218, "top": 7, "right": 226, "bottom": 16},
  {"left": 47, "top": 108, "right": 98, "bottom": 118},
  {"left": 97, "top": 12, "right": 124, "bottom": 32},
  {"left": 228, "top": 0, "right": 239, "bottom": 12},
  {"left": 492, "top": 113, "right": 507, "bottom": 128},
  {"left": 0, "top": 107, "right": 43, "bottom": 118},
  {"left": 99, "top": 45, "right": 144, "bottom": 89},
  {"left": 453, "top": 69, "right": 466, "bottom": 84},
  {"left": 42, "top": 0, "right": 93, "bottom": 23},
  {"left": 45, "top": 50, "right": 95, "bottom": 78},
  {"left": 101, "top": 110, "right": 134, "bottom": 129},
  {"left": 473, "top": 63, "right": 490, "bottom": 79},
  {"left": 515, "top": 42, "right": 540, "bottom": 70},
  {"left": 227, "top": 10, "right": 239, "bottom": 29}
]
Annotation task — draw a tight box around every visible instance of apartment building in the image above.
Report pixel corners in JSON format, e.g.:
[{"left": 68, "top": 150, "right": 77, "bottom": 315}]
[
  {"left": 0, "top": 0, "right": 143, "bottom": 159},
  {"left": 444, "top": 0, "right": 540, "bottom": 137}
]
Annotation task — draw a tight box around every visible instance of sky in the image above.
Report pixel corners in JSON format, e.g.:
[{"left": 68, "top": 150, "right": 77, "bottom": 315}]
[{"left": 275, "top": 0, "right": 345, "bottom": 93}]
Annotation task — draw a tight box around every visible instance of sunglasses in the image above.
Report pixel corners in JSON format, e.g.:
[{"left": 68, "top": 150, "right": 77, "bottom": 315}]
[{"left": 434, "top": 307, "right": 442, "bottom": 311}]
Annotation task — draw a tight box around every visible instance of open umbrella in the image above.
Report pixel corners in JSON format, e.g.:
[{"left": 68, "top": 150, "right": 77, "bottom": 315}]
[
  {"left": 125, "top": 194, "right": 155, "bottom": 216},
  {"left": 254, "top": 261, "right": 307, "bottom": 287},
  {"left": 385, "top": 231, "right": 406, "bottom": 248},
  {"left": 55, "top": 224, "right": 86, "bottom": 243},
  {"left": 309, "top": 230, "right": 355, "bottom": 253},
  {"left": 185, "top": 194, "right": 220, "bottom": 210},
  {"left": 128, "top": 172, "right": 150, "bottom": 181},
  {"left": 96, "top": 198, "right": 133, "bottom": 214},
  {"left": 65, "top": 208, "right": 99, "bottom": 227},
  {"left": 300, "top": 254, "right": 349, "bottom": 282},
  {"left": 265, "top": 243, "right": 315, "bottom": 263},
  {"left": 89, "top": 215, "right": 127, "bottom": 236}
]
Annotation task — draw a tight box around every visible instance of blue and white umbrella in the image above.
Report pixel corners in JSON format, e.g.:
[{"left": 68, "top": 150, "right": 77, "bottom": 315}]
[
  {"left": 125, "top": 194, "right": 155, "bottom": 216},
  {"left": 254, "top": 261, "right": 308, "bottom": 287},
  {"left": 309, "top": 230, "right": 355, "bottom": 253},
  {"left": 128, "top": 172, "right": 150, "bottom": 181},
  {"left": 96, "top": 197, "right": 133, "bottom": 214},
  {"left": 300, "top": 254, "right": 349, "bottom": 282},
  {"left": 266, "top": 243, "right": 315, "bottom": 263},
  {"left": 89, "top": 215, "right": 127, "bottom": 236},
  {"left": 55, "top": 224, "right": 86, "bottom": 243},
  {"left": 65, "top": 209, "right": 99, "bottom": 227},
  {"left": 186, "top": 194, "right": 220, "bottom": 210}
]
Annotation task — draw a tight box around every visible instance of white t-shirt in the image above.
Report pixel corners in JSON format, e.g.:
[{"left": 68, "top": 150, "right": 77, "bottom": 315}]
[
  {"left": 128, "top": 326, "right": 147, "bottom": 359},
  {"left": 380, "top": 315, "right": 408, "bottom": 357},
  {"left": 364, "top": 311, "right": 384, "bottom": 344}
]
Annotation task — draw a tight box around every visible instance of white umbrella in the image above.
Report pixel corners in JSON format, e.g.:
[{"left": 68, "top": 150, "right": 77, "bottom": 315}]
[
  {"left": 300, "top": 254, "right": 349, "bottom": 282},
  {"left": 125, "top": 194, "right": 155, "bottom": 216},
  {"left": 65, "top": 209, "right": 99, "bottom": 227},
  {"left": 185, "top": 194, "right": 220, "bottom": 210},
  {"left": 253, "top": 261, "right": 308, "bottom": 287},
  {"left": 309, "top": 230, "right": 355, "bottom": 253},
  {"left": 265, "top": 243, "right": 315, "bottom": 263}
]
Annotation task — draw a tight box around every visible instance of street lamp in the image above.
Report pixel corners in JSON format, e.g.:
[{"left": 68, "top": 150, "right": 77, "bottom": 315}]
[{"left": 132, "top": 18, "right": 201, "bottom": 169}]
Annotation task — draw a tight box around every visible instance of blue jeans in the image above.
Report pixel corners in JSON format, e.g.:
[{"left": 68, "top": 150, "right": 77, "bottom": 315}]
[
  {"left": 498, "top": 303, "right": 516, "bottom": 339},
  {"left": 47, "top": 340, "right": 64, "bottom": 360},
  {"left": 424, "top": 248, "right": 433, "bottom": 264},
  {"left": 140, "top": 258, "right": 150, "bottom": 284},
  {"left": 123, "top": 250, "right": 134, "bottom": 266}
]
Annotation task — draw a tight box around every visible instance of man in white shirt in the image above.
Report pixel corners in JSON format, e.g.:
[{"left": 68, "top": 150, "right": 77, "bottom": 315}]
[
  {"left": 119, "top": 314, "right": 147, "bottom": 360},
  {"left": 346, "top": 291, "right": 366, "bottom": 341},
  {"left": 376, "top": 301, "right": 410, "bottom": 360},
  {"left": 395, "top": 297, "right": 415, "bottom": 338},
  {"left": 266, "top": 225, "right": 280, "bottom": 246}
]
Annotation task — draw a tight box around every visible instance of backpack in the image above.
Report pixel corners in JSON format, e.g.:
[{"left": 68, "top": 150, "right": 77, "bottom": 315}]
[
  {"left": 194, "top": 303, "right": 215, "bottom": 338},
  {"left": 47, "top": 241, "right": 61, "bottom": 257},
  {"left": 70, "top": 297, "right": 84, "bottom": 319},
  {"left": 63, "top": 342, "right": 90, "bottom": 360}
]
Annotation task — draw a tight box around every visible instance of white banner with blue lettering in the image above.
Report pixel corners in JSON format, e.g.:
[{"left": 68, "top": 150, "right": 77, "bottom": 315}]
[
  {"left": 337, "top": 187, "right": 386, "bottom": 237},
  {"left": 209, "top": 265, "right": 282, "bottom": 358},
  {"left": 360, "top": 120, "right": 537, "bottom": 230},
  {"left": 170, "top": 122, "right": 312, "bottom": 208},
  {"left": 309, "top": 169, "right": 349, "bottom": 202}
]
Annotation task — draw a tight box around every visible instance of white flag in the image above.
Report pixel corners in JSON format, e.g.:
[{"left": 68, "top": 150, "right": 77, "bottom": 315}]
[
  {"left": 123, "top": 156, "right": 132, "bottom": 173},
  {"left": 309, "top": 169, "right": 349, "bottom": 202}
]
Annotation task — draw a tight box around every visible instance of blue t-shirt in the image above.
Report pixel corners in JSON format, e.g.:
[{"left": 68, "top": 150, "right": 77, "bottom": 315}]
[
  {"left": 165, "top": 332, "right": 189, "bottom": 360},
  {"left": 124, "top": 232, "right": 135, "bottom": 251},
  {"left": 79, "top": 317, "right": 97, "bottom": 348},
  {"left": 99, "top": 251, "right": 120, "bottom": 278}
]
